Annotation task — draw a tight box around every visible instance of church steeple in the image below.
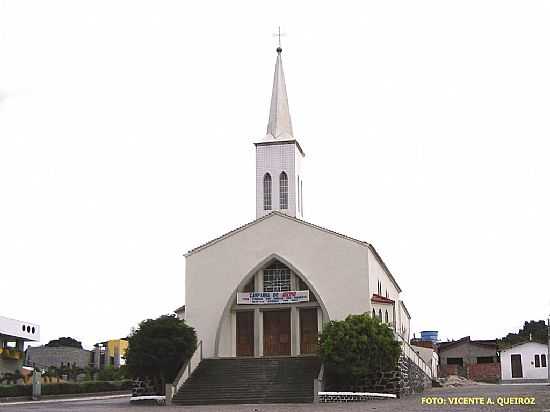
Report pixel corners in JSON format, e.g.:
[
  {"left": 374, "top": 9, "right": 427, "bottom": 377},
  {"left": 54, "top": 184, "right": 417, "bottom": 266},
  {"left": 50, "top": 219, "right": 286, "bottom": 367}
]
[
  {"left": 266, "top": 47, "right": 293, "bottom": 140},
  {"left": 255, "top": 46, "right": 305, "bottom": 220}
]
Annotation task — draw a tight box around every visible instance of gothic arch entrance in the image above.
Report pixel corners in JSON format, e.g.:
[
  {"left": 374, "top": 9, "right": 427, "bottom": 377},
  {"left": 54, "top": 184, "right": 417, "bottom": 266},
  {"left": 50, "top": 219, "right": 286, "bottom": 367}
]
[{"left": 214, "top": 254, "right": 329, "bottom": 358}]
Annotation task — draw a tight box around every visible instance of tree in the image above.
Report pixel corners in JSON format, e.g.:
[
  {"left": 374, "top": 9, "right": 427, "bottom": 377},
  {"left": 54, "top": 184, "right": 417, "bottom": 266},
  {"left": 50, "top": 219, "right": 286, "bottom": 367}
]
[
  {"left": 45, "top": 337, "right": 83, "bottom": 349},
  {"left": 125, "top": 314, "right": 197, "bottom": 394},
  {"left": 498, "top": 320, "right": 549, "bottom": 348},
  {"left": 319, "top": 313, "right": 401, "bottom": 388}
]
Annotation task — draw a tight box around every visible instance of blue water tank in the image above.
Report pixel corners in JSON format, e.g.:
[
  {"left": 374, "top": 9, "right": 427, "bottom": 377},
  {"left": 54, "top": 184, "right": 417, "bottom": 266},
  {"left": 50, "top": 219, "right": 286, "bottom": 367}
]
[{"left": 420, "top": 330, "right": 439, "bottom": 343}]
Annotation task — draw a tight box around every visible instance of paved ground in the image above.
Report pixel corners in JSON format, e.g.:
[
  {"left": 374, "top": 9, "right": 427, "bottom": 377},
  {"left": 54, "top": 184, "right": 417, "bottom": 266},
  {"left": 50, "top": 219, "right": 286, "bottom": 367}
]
[{"left": 2, "top": 384, "right": 549, "bottom": 412}]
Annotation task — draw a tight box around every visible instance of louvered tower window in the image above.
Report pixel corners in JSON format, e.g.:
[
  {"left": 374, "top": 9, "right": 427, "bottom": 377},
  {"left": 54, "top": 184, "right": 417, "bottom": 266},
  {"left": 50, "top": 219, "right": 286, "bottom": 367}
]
[
  {"left": 263, "top": 173, "right": 272, "bottom": 210},
  {"left": 279, "top": 172, "right": 288, "bottom": 209}
]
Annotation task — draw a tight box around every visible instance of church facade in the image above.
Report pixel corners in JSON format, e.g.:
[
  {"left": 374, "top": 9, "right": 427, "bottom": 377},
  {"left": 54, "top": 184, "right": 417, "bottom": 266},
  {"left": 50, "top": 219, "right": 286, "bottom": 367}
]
[{"left": 185, "top": 47, "right": 411, "bottom": 360}]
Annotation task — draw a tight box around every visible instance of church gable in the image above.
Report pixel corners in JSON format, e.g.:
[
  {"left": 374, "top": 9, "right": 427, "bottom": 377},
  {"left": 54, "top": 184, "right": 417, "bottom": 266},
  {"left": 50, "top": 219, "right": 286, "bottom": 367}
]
[{"left": 185, "top": 211, "right": 368, "bottom": 258}]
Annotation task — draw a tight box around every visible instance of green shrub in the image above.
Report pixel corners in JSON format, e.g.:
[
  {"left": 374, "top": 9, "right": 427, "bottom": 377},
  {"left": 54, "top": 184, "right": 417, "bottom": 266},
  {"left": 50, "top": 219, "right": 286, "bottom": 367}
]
[
  {"left": 126, "top": 314, "right": 196, "bottom": 394},
  {"left": 319, "top": 313, "right": 401, "bottom": 387},
  {"left": 0, "top": 380, "right": 133, "bottom": 398},
  {"left": 0, "top": 384, "right": 31, "bottom": 397},
  {"left": 96, "top": 366, "right": 128, "bottom": 381},
  {"left": 41, "top": 380, "right": 133, "bottom": 395}
]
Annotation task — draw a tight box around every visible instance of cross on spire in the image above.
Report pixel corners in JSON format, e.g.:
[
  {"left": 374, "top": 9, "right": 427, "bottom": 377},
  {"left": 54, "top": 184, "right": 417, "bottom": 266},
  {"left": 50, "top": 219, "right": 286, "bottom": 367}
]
[{"left": 273, "top": 26, "right": 286, "bottom": 52}]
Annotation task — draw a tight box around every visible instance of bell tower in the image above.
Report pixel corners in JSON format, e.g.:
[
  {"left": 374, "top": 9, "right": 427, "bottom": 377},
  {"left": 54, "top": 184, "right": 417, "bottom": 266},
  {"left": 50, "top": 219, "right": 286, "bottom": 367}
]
[{"left": 255, "top": 46, "right": 305, "bottom": 220}]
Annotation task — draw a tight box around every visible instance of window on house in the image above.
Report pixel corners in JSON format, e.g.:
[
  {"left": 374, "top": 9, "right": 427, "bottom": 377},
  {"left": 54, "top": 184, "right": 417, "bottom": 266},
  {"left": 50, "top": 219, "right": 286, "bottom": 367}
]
[
  {"left": 378, "top": 309, "right": 382, "bottom": 321},
  {"left": 477, "top": 356, "right": 494, "bottom": 364},
  {"left": 385, "top": 310, "right": 389, "bottom": 323},
  {"left": 541, "top": 354, "right": 547, "bottom": 368},
  {"left": 263, "top": 261, "right": 291, "bottom": 292},
  {"left": 263, "top": 173, "right": 272, "bottom": 210},
  {"left": 447, "top": 358, "right": 463, "bottom": 366},
  {"left": 279, "top": 172, "right": 288, "bottom": 209},
  {"left": 372, "top": 308, "right": 376, "bottom": 318},
  {"left": 535, "top": 354, "right": 540, "bottom": 368}
]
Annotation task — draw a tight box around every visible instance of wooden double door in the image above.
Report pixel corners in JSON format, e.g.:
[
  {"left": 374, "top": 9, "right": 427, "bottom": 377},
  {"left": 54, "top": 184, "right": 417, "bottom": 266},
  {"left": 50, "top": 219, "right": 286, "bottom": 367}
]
[
  {"left": 237, "top": 308, "right": 319, "bottom": 357},
  {"left": 299, "top": 308, "right": 319, "bottom": 355},
  {"left": 236, "top": 311, "right": 254, "bottom": 357},
  {"left": 263, "top": 310, "right": 291, "bottom": 356}
]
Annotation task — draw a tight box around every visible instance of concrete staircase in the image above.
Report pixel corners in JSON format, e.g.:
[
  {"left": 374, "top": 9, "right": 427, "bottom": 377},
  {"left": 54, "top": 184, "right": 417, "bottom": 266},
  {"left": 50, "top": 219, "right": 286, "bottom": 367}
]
[{"left": 172, "top": 356, "right": 321, "bottom": 405}]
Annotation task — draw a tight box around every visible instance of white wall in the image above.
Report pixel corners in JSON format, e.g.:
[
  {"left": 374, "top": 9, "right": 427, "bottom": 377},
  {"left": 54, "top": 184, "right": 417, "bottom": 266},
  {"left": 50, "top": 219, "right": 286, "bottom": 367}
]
[
  {"left": 256, "top": 142, "right": 303, "bottom": 219},
  {"left": 367, "top": 248, "right": 400, "bottom": 302},
  {"left": 501, "top": 342, "right": 548, "bottom": 381},
  {"left": 0, "top": 316, "right": 40, "bottom": 342},
  {"left": 294, "top": 143, "right": 304, "bottom": 219},
  {"left": 412, "top": 345, "right": 439, "bottom": 378},
  {"left": 398, "top": 302, "right": 411, "bottom": 342},
  {"left": 371, "top": 303, "right": 394, "bottom": 326},
  {"left": 186, "top": 213, "right": 371, "bottom": 358}
]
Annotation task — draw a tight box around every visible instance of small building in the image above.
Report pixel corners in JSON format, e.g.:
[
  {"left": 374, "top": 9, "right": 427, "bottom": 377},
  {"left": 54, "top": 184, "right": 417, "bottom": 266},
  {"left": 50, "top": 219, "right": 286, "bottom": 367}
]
[
  {"left": 26, "top": 346, "right": 92, "bottom": 369},
  {"left": 92, "top": 339, "right": 128, "bottom": 369},
  {"left": 438, "top": 336, "right": 500, "bottom": 382},
  {"left": 500, "top": 341, "right": 548, "bottom": 383},
  {"left": 411, "top": 340, "right": 439, "bottom": 378},
  {"left": 0, "top": 316, "right": 40, "bottom": 374}
]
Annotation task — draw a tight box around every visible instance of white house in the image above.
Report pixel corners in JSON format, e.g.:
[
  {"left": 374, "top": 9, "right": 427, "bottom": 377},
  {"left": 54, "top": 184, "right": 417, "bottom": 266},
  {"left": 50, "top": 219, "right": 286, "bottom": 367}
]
[
  {"left": 500, "top": 341, "right": 548, "bottom": 383},
  {"left": 0, "top": 316, "right": 40, "bottom": 374},
  {"left": 411, "top": 343, "right": 439, "bottom": 378},
  {"left": 184, "top": 46, "right": 412, "bottom": 360}
]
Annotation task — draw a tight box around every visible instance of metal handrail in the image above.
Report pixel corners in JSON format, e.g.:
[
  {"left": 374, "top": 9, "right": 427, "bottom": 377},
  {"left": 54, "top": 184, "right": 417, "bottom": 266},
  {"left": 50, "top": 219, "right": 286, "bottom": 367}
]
[
  {"left": 172, "top": 340, "right": 203, "bottom": 393},
  {"left": 394, "top": 333, "right": 433, "bottom": 379},
  {"left": 313, "top": 363, "right": 325, "bottom": 403}
]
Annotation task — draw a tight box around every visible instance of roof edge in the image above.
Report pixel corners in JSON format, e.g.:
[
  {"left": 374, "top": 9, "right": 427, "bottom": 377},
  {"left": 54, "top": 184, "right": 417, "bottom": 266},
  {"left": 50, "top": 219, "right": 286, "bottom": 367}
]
[
  {"left": 185, "top": 211, "right": 369, "bottom": 257},
  {"left": 366, "top": 244, "right": 402, "bottom": 293},
  {"left": 399, "top": 300, "right": 411, "bottom": 319},
  {"left": 254, "top": 139, "right": 305, "bottom": 157}
]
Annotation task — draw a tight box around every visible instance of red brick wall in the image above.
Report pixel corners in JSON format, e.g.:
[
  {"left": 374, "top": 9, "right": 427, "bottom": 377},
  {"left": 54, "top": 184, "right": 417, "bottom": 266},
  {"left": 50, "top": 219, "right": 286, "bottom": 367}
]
[
  {"left": 467, "top": 363, "right": 500, "bottom": 383},
  {"left": 440, "top": 364, "right": 459, "bottom": 377}
]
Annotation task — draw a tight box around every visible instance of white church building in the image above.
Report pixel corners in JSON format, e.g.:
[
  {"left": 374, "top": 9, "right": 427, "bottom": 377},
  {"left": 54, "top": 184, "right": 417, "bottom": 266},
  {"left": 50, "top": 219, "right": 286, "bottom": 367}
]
[{"left": 184, "top": 46, "right": 412, "bottom": 360}]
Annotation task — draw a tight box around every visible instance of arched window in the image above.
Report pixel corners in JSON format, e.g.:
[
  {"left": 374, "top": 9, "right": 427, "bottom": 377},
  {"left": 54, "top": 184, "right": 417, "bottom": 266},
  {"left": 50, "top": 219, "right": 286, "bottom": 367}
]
[
  {"left": 279, "top": 172, "right": 288, "bottom": 209},
  {"left": 263, "top": 260, "right": 291, "bottom": 292},
  {"left": 378, "top": 309, "right": 382, "bottom": 321},
  {"left": 372, "top": 308, "right": 376, "bottom": 318},
  {"left": 263, "top": 173, "right": 272, "bottom": 210},
  {"left": 385, "top": 310, "right": 389, "bottom": 323}
]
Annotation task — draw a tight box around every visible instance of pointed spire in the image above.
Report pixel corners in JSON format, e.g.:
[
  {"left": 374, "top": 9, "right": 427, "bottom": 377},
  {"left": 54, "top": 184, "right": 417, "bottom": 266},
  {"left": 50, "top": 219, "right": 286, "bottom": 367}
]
[{"left": 266, "top": 47, "right": 293, "bottom": 140}]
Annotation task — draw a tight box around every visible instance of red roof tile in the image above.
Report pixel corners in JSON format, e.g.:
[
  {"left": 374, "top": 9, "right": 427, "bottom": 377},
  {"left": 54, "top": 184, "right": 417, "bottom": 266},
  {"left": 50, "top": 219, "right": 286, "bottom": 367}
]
[{"left": 371, "top": 294, "right": 395, "bottom": 304}]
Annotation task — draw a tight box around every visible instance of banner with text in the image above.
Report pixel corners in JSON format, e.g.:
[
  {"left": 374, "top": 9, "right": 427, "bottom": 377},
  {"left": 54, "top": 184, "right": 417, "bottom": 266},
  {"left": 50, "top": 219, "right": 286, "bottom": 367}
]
[{"left": 237, "top": 290, "right": 310, "bottom": 305}]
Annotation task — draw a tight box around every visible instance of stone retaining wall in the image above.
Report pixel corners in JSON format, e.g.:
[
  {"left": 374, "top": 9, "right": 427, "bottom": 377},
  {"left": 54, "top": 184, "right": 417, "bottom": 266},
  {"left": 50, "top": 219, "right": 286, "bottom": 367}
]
[{"left": 325, "top": 354, "right": 432, "bottom": 398}]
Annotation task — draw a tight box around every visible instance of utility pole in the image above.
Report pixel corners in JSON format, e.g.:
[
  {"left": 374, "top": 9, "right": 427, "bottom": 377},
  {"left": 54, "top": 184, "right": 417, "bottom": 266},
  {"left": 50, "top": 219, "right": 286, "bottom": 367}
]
[{"left": 547, "top": 315, "right": 550, "bottom": 384}]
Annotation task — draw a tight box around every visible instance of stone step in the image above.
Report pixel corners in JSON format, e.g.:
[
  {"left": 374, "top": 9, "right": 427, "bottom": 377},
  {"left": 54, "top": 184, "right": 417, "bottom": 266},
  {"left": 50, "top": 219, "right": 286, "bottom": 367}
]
[{"left": 172, "top": 356, "right": 320, "bottom": 405}]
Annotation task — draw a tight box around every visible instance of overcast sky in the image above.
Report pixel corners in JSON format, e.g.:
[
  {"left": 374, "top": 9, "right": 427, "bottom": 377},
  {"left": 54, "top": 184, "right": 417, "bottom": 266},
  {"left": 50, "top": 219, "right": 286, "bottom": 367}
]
[{"left": 1, "top": 0, "right": 549, "bottom": 349}]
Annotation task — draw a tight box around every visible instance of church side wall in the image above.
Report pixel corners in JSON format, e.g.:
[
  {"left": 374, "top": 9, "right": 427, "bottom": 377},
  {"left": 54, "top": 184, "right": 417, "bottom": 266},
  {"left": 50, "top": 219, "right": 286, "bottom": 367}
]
[
  {"left": 398, "top": 303, "right": 411, "bottom": 341},
  {"left": 367, "top": 249, "right": 399, "bottom": 302},
  {"left": 185, "top": 214, "right": 371, "bottom": 358}
]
